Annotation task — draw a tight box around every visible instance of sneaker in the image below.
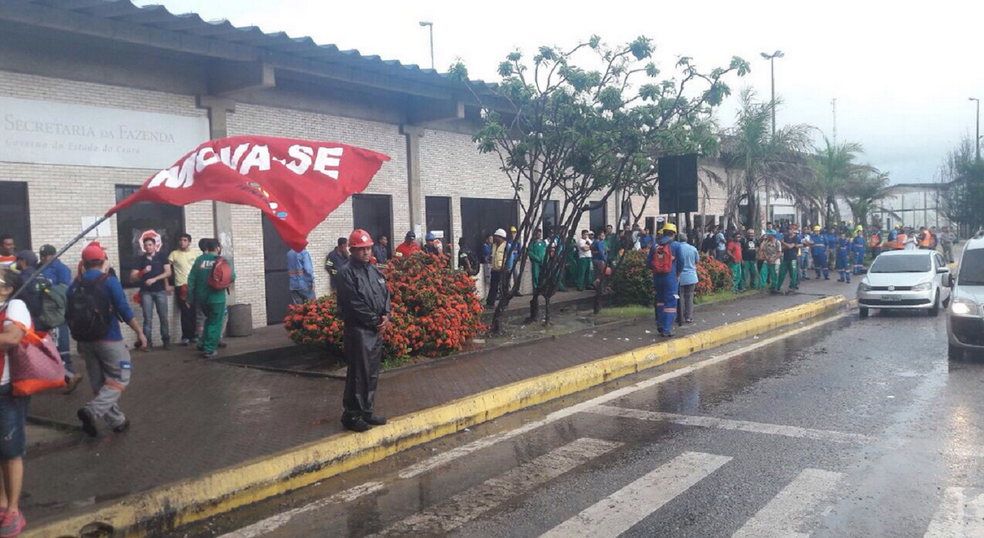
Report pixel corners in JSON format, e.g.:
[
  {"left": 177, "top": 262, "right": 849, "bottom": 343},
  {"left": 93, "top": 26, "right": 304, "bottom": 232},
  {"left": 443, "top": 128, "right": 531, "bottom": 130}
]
[
  {"left": 112, "top": 419, "right": 131, "bottom": 434},
  {"left": 77, "top": 408, "right": 98, "bottom": 438},
  {"left": 63, "top": 373, "right": 84, "bottom": 395},
  {"left": 189, "top": 338, "right": 198, "bottom": 344},
  {"left": 0, "top": 509, "right": 26, "bottom": 538},
  {"left": 202, "top": 351, "right": 218, "bottom": 359},
  {"left": 363, "top": 414, "right": 387, "bottom": 426},
  {"left": 179, "top": 339, "right": 190, "bottom": 347},
  {"left": 342, "top": 417, "right": 373, "bottom": 433},
  {"left": 218, "top": 342, "right": 228, "bottom": 349}
]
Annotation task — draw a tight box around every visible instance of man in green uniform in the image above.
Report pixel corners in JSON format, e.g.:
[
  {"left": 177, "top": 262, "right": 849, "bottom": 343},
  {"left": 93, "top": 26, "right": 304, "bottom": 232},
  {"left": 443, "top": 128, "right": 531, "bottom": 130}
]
[
  {"left": 528, "top": 229, "right": 547, "bottom": 290},
  {"left": 187, "top": 238, "right": 236, "bottom": 358}
]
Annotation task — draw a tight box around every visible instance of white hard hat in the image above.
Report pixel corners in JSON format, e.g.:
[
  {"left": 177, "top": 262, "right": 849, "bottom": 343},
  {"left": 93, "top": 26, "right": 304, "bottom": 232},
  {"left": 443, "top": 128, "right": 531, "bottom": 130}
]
[{"left": 494, "top": 228, "right": 507, "bottom": 239}]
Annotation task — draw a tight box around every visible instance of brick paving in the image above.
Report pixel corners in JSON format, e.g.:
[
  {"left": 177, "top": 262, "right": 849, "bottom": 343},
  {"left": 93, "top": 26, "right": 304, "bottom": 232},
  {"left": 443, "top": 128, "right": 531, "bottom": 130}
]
[{"left": 24, "top": 281, "right": 855, "bottom": 524}]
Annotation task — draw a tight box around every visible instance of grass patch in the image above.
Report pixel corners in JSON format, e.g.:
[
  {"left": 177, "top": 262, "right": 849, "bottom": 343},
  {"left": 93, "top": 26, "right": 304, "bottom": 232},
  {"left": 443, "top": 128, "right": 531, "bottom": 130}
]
[
  {"left": 600, "top": 304, "right": 654, "bottom": 319},
  {"left": 696, "top": 289, "right": 750, "bottom": 305}
]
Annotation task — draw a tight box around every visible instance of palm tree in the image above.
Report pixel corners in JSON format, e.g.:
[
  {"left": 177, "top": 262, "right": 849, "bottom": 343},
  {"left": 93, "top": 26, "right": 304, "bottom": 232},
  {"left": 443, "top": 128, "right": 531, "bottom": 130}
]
[
  {"left": 807, "top": 138, "right": 875, "bottom": 225},
  {"left": 843, "top": 170, "right": 891, "bottom": 228},
  {"left": 721, "top": 88, "right": 814, "bottom": 228}
]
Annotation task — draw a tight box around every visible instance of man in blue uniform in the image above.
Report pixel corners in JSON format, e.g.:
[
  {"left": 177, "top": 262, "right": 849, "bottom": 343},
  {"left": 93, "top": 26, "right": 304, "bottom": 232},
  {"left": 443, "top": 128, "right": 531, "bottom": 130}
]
[
  {"left": 852, "top": 227, "right": 866, "bottom": 275},
  {"left": 646, "top": 223, "right": 683, "bottom": 337},
  {"left": 836, "top": 232, "right": 852, "bottom": 283},
  {"left": 810, "top": 225, "right": 829, "bottom": 280}
]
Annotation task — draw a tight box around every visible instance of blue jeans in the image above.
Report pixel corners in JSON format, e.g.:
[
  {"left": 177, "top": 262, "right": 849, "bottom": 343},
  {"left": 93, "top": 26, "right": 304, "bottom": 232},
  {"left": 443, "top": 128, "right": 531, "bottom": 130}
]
[
  {"left": 0, "top": 385, "right": 29, "bottom": 460},
  {"left": 140, "top": 290, "right": 170, "bottom": 345},
  {"left": 55, "top": 323, "right": 75, "bottom": 375}
]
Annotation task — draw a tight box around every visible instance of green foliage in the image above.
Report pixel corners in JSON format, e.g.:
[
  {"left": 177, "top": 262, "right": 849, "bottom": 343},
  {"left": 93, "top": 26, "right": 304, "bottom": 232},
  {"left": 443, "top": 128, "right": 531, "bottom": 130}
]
[
  {"left": 940, "top": 138, "right": 984, "bottom": 230},
  {"left": 612, "top": 250, "right": 655, "bottom": 306},
  {"left": 806, "top": 138, "right": 877, "bottom": 225}
]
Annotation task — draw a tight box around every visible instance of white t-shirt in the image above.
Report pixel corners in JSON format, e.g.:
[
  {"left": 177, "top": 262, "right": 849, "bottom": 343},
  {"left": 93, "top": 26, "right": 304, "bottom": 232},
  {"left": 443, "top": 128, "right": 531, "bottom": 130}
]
[
  {"left": 0, "top": 299, "right": 32, "bottom": 386},
  {"left": 577, "top": 238, "right": 592, "bottom": 258}
]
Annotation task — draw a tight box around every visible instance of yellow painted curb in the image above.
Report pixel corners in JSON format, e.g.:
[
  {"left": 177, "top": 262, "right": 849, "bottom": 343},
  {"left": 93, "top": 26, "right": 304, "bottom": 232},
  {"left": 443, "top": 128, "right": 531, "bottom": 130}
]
[{"left": 28, "top": 295, "right": 847, "bottom": 538}]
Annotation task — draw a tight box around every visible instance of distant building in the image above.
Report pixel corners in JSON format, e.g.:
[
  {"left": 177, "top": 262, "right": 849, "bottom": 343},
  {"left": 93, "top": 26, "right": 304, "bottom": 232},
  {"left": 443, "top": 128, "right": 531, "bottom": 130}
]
[{"left": 874, "top": 183, "right": 954, "bottom": 230}]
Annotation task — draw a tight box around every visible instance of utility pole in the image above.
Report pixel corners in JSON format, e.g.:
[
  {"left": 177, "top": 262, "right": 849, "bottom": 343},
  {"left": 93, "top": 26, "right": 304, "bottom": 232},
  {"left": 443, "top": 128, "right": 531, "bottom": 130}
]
[
  {"left": 831, "top": 98, "right": 838, "bottom": 146},
  {"left": 419, "top": 21, "right": 435, "bottom": 70},
  {"left": 970, "top": 97, "right": 981, "bottom": 162},
  {"left": 760, "top": 50, "right": 784, "bottom": 228}
]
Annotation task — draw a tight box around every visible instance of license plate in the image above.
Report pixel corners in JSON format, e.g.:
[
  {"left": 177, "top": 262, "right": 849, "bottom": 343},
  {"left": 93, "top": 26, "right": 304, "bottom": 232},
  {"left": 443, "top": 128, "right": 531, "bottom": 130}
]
[{"left": 882, "top": 295, "right": 903, "bottom": 301}]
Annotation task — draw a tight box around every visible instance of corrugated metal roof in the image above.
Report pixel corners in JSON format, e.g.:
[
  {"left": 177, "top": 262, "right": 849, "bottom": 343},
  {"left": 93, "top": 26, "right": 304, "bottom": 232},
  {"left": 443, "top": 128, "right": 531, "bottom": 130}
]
[{"left": 27, "top": 0, "right": 496, "bottom": 96}]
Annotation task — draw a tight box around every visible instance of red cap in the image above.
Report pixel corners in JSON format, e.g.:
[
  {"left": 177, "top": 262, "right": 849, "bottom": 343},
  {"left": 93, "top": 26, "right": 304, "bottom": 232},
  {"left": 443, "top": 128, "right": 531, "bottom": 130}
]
[
  {"left": 81, "top": 242, "right": 108, "bottom": 262},
  {"left": 348, "top": 229, "right": 374, "bottom": 248}
]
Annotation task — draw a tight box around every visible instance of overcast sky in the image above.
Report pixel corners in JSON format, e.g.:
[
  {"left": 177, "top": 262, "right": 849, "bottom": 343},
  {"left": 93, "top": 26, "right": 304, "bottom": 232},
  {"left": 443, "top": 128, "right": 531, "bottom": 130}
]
[{"left": 137, "top": 0, "right": 984, "bottom": 184}]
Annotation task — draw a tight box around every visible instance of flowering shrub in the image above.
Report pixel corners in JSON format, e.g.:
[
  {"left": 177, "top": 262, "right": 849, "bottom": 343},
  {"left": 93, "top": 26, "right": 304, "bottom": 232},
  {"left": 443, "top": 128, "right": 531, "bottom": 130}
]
[
  {"left": 698, "top": 253, "right": 733, "bottom": 294},
  {"left": 284, "top": 252, "right": 486, "bottom": 364},
  {"left": 612, "top": 249, "right": 654, "bottom": 306}
]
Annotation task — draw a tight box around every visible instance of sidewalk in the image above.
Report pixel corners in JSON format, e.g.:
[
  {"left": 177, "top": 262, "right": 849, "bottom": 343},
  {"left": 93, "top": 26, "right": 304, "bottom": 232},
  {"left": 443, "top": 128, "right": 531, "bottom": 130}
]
[{"left": 24, "top": 279, "right": 857, "bottom": 527}]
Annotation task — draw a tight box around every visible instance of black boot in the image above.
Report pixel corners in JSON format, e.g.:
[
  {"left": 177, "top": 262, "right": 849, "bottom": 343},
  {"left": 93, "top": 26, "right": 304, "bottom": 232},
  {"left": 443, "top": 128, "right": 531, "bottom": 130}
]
[
  {"left": 364, "top": 414, "right": 387, "bottom": 426},
  {"left": 342, "top": 417, "right": 372, "bottom": 433}
]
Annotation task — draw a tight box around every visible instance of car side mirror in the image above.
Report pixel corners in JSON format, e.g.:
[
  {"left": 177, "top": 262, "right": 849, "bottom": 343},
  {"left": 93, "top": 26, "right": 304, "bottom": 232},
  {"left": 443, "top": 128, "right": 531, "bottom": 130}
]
[{"left": 937, "top": 267, "right": 950, "bottom": 274}]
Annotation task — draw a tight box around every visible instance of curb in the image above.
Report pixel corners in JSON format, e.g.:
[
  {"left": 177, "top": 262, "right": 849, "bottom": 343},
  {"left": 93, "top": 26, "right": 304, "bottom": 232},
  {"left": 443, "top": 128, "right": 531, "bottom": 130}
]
[{"left": 28, "top": 295, "right": 848, "bottom": 538}]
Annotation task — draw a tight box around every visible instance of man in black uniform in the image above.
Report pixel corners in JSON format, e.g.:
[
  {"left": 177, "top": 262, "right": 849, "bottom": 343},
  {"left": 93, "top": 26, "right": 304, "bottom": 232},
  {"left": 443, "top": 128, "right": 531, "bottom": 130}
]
[{"left": 335, "top": 229, "right": 391, "bottom": 433}]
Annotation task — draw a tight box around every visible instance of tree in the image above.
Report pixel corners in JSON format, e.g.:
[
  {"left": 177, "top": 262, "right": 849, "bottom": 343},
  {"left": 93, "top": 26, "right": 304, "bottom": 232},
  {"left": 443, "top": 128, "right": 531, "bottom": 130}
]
[
  {"left": 720, "top": 88, "right": 814, "bottom": 228},
  {"left": 939, "top": 137, "right": 984, "bottom": 231},
  {"left": 451, "top": 37, "right": 749, "bottom": 333},
  {"left": 843, "top": 170, "right": 891, "bottom": 228},
  {"left": 807, "top": 138, "right": 875, "bottom": 225}
]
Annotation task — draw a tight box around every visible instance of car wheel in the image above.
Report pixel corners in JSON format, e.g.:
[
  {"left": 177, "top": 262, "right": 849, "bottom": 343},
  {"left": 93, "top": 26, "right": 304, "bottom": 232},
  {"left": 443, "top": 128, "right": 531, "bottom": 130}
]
[
  {"left": 929, "top": 292, "right": 941, "bottom": 317},
  {"left": 859, "top": 307, "right": 869, "bottom": 318},
  {"left": 949, "top": 343, "right": 964, "bottom": 361}
]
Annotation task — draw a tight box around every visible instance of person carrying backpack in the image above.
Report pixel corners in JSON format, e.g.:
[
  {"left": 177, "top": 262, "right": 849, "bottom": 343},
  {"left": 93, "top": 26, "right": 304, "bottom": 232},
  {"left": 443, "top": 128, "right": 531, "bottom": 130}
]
[
  {"left": 646, "top": 223, "right": 684, "bottom": 337},
  {"left": 187, "top": 238, "right": 235, "bottom": 359},
  {"left": 67, "top": 242, "right": 147, "bottom": 438}
]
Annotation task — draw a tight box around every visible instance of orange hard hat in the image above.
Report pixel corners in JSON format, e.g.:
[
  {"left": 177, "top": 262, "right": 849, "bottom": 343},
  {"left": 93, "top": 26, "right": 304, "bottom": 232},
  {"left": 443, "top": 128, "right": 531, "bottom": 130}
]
[{"left": 348, "top": 229, "right": 374, "bottom": 248}]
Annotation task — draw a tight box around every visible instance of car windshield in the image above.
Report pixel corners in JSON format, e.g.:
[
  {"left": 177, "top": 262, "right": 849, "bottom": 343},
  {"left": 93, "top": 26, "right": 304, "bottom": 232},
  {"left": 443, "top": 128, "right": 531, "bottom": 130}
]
[
  {"left": 958, "top": 249, "right": 984, "bottom": 285},
  {"left": 870, "top": 254, "right": 931, "bottom": 274}
]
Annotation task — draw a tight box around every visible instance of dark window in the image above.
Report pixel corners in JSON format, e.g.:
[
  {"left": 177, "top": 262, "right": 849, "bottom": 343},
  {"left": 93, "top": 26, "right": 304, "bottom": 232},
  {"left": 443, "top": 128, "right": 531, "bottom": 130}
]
[
  {"left": 645, "top": 217, "right": 656, "bottom": 235},
  {"left": 958, "top": 249, "right": 984, "bottom": 285},
  {"left": 114, "top": 185, "right": 183, "bottom": 289},
  {"left": 870, "top": 253, "right": 932, "bottom": 274},
  {"left": 353, "top": 194, "right": 392, "bottom": 254},
  {"left": 542, "top": 200, "right": 559, "bottom": 236},
  {"left": 589, "top": 202, "right": 607, "bottom": 235},
  {"left": 460, "top": 198, "right": 519, "bottom": 254},
  {"left": 425, "top": 196, "right": 452, "bottom": 254},
  {"left": 262, "top": 214, "right": 292, "bottom": 325},
  {"left": 0, "top": 182, "right": 31, "bottom": 252}
]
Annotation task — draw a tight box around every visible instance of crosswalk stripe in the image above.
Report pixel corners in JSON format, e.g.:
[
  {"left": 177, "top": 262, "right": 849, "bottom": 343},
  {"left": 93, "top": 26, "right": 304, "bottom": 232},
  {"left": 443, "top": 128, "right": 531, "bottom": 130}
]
[
  {"left": 587, "top": 405, "right": 871, "bottom": 443},
  {"left": 369, "top": 437, "right": 621, "bottom": 537},
  {"left": 924, "top": 487, "right": 984, "bottom": 537},
  {"left": 538, "top": 451, "right": 731, "bottom": 538},
  {"left": 397, "top": 313, "right": 848, "bottom": 480},
  {"left": 732, "top": 468, "right": 843, "bottom": 538}
]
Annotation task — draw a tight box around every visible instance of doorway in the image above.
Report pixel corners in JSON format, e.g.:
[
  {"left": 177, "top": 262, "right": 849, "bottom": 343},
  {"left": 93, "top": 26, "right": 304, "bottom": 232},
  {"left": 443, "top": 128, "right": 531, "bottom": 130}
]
[{"left": 262, "top": 214, "right": 292, "bottom": 326}]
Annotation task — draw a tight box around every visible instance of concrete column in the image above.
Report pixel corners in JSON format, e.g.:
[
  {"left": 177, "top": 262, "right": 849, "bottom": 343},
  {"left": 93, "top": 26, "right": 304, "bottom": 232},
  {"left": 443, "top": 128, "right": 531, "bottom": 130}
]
[
  {"left": 197, "top": 96, "right": 237, "bottom": 302},
  {"left": 400, "top": 125, "right": 426, "bottom": 242}
]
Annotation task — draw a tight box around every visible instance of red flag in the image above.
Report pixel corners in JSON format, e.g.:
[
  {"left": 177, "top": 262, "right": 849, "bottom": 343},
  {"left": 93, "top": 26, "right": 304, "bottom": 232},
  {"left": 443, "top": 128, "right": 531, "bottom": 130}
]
[{"left": 107, "top": 136, "right": 390, "bottom": 251}]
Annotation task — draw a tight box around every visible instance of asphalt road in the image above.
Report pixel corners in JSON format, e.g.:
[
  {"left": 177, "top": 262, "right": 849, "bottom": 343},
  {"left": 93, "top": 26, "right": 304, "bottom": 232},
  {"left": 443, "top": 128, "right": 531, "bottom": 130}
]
[{"left": 184, "top": 305, "right": 984, "bottom": 538}]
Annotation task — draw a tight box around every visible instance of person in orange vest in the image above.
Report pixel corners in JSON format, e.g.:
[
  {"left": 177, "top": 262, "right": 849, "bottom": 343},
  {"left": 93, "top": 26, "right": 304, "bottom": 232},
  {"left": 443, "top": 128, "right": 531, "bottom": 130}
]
[
  {"left": 869, "top": 224, "right": 883, "bottom": 258},
  {"left": 917, "top": 226, "right": 933, "bottom": 250}
]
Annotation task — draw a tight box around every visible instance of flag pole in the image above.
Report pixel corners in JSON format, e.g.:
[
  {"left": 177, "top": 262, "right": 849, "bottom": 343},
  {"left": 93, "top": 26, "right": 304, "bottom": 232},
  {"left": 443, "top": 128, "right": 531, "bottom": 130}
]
[{"left": 0, "top": 215, "right": 111, "bottom": 315}]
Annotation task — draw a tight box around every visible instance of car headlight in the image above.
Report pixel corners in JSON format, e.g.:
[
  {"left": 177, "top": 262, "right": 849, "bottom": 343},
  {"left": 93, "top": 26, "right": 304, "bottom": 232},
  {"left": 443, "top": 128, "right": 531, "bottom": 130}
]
[
  {"left": 858, "top": 282, "right": 872, "bottom": 291},
  {"left": 912, "top": 282, "right": 932, "bottom": 292},
  {"left": 952, "top": 300, "right": 982, "bottom": 317}
]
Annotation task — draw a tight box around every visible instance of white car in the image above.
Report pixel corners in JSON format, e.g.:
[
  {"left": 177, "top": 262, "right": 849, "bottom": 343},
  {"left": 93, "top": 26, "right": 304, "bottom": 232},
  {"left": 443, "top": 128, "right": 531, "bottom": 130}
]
[
  {"left": 947, "top": 232, "right": 984, "bottom": 360},
  {"left": 857, "top": 250, "right": 952, "bottom": 318}
]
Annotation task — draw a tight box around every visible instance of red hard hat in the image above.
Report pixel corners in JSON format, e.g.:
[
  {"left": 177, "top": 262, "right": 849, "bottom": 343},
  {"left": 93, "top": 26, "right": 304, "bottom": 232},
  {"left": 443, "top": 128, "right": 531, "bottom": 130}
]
[
  {"left": 349, "top": 229, "right": 374, "bottom": 248},
  {"left": 81, "top": 242, "right": 108, "bottom": 262}
]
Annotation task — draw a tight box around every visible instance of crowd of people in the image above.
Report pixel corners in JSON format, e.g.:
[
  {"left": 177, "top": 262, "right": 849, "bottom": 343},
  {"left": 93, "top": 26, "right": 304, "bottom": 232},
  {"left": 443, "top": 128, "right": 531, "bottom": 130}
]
[{"left": 0, "top": 232, "right": 236, "bottom": 536}]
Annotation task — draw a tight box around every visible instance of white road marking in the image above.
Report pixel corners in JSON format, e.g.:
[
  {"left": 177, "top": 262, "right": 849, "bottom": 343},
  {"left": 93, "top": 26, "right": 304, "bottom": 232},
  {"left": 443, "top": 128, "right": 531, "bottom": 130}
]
[
  {"left": 226, "top": 312, "right": 847, "bottom": 537},
  {"left": 587, "top": 406, "right": 872, "bottom": 444},
  {"left": 369, "top": 438, "right": 621, "bottom": 537},
  {"left": 732, "top": 468, "right": 843, "bottom": 538},
  {"left": 399, "top": 312, "right": 848, "bottom": 479},
  {"left": 924, "top": 487, "right": 984, "bottom": 537},
  {"left": 538, "top": 451, "right": 731, "bottom": 538},
  {"left": 218, "top": 481, "right": 384, "bottom": 538}
]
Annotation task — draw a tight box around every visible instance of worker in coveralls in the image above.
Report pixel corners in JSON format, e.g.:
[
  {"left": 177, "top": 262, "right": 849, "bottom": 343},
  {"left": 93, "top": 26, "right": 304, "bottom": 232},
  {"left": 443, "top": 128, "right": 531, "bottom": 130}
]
[
  {"left": 811, "top": 225, "right": 830, "bottom": 280},
  {"left": 646, "top": 223, "right": 683, "bottom": 338},
  {"left": 852, "top": 226, "right": 866, "bottom": 275},
  {"left": 335, "top": 229, "right": 391, "bottom": 433},
  {"left": 836, "top": 232, "right": 852, "bottom": 283}
]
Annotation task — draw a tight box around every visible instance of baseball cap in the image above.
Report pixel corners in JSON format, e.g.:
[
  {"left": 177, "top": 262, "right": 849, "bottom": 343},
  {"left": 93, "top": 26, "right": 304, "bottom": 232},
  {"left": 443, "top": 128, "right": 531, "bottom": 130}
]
[
  {"left": 39, "top": 244, "right": 57, "bottom": 257},
  {"left": 15, "top": 250, "right": 37, "bottom": 266},
  {"left": 405, "top": 231, "right": 416, "bottom": 240},
  {"left": 81, "top": 241, "right": 108, "bottom": 262}
]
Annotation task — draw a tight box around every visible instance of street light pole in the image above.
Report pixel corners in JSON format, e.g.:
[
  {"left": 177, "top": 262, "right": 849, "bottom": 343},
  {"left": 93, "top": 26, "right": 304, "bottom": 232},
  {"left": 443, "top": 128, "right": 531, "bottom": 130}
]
[
  {"left": 971, "top": 97, "right": 981, "bottom": 162},
  {"left": 419, "top": 21, "right": 434, "bottom": 70},
  {"left": 760, "top": 50, "right": 784, "bottom": 229}
]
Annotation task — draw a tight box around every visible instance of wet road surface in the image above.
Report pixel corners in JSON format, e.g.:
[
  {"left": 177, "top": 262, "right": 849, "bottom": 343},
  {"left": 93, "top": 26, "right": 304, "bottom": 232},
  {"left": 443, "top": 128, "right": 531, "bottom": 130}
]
[{"left": 182, "top": 306, "right": 984, "bottom": 538}]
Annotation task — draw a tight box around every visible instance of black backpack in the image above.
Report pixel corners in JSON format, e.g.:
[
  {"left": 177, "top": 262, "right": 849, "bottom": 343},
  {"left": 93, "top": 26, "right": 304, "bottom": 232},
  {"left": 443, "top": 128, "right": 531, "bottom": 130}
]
[{"left": 68, "top": 274, "right": 114, "bottom": 342}]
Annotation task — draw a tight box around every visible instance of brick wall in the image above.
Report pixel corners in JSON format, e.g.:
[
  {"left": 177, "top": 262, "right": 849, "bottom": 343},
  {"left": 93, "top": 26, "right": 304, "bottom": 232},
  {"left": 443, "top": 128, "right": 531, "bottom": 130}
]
[{"left": 0, "top": 70, "right": 209, "bottom": 345}]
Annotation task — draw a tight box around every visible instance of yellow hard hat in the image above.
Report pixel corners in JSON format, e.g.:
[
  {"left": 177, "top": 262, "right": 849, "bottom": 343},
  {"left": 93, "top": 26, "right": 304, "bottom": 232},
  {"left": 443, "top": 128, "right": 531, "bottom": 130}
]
[
  {"left": 661, "top": 222, "right": 678, "bottom": 233},
  {"left": 856, "top": 225, "right": 863, "bottom": 231},
  {"left": 813, "top": 225, "right": 821, "bottom": 232}
]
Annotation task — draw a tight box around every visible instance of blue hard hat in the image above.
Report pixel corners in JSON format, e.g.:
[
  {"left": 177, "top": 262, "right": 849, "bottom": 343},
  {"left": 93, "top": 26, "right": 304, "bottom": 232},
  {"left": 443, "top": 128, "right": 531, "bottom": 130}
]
[{"left": 425, "top": 232, "right": 436, "bottom": 241}]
